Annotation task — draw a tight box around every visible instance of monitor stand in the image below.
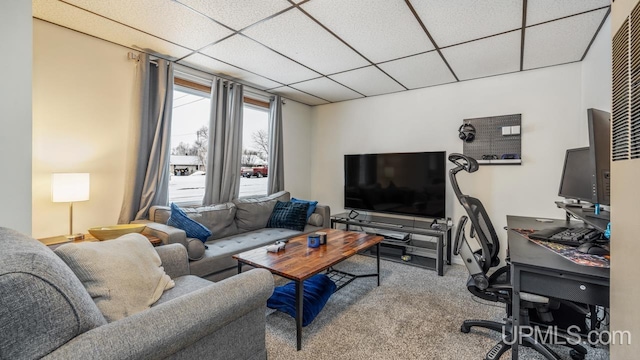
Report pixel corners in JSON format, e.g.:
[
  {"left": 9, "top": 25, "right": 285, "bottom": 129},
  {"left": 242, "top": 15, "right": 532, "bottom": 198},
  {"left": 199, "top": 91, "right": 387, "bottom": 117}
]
[{"left": 583, "top": 208, "right": 610, "bottom": 221}]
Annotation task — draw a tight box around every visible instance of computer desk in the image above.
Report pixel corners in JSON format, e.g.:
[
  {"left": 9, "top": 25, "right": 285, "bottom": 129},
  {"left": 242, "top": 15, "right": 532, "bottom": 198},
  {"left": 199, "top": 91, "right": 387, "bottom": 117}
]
[{"left": 507, "top": 215, "right": 610, "bottom": 360}]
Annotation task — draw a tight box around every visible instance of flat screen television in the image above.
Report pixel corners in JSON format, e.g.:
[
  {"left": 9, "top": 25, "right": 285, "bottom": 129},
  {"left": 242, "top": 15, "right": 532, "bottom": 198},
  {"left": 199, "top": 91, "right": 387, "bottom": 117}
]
[{"left": 344, "top": 151, "right": 446, "bottom": 219}]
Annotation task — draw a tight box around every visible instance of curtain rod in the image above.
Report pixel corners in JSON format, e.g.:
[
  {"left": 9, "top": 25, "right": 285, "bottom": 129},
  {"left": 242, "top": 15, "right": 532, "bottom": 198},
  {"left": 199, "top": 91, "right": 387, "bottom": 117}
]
[{"left": 127, "top": 52, "right": 284, "bottom": 104}]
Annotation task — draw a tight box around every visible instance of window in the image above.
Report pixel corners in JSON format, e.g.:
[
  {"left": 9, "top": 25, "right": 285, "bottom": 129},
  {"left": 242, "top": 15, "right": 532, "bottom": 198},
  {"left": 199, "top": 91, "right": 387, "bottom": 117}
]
[
  {"left": 168, "top": 87, "right": 210, "bottom": 205},
  {"left": 239, "top": 105, "right": 269, "bottom": 197},
  {"left": 169, "top": 77, "right": 271, "bottom": 203}
]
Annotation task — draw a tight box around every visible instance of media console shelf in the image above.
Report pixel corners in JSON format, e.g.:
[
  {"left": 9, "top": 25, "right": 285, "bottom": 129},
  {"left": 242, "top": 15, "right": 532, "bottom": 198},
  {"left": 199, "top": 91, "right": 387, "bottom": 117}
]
[{"left": 330, "top": 213, "right": 451, "bottom": 276}]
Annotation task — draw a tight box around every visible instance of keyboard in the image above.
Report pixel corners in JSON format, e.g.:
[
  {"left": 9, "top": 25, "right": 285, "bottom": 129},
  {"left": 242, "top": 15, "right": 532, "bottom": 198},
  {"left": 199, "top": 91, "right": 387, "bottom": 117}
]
[{"left": 529, "top": 227, "right": 601, "bottom": 246}]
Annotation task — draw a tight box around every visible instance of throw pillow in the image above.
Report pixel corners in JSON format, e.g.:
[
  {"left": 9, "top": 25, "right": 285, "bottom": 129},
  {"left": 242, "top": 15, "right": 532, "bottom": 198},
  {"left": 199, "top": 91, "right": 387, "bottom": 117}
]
[
  {"left": 54, "top": 233, "right": 175, "bottom": 322},
  {"left": 267, "top": 274, "right": 336, "bottom": 326},
  {"left": 266, "top": 201, "right": 309, "bottom": 232},
  {"left": 307, "top": 213, "right": 324, "bottom": 227},
  {"left": 167, "top": 203, "right": 212, "bottom": 242},
  {"left": 291, "top": 198, "right": 318, "bottom": 220}
]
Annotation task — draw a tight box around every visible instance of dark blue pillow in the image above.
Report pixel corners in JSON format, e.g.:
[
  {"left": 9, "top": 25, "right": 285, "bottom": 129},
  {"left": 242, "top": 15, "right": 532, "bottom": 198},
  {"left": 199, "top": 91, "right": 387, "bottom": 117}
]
[
  {"left": 266, "top": 201, "right": 309, "bottom": 232},
  {"left": 291, "top": 197, "right": 318, "bottom": 220},
  {"left": 167, "top": 203, "right": 212, "bottom": 243},
  {"left": 267, "top": 274, "right": 336, "bottom": 327}
]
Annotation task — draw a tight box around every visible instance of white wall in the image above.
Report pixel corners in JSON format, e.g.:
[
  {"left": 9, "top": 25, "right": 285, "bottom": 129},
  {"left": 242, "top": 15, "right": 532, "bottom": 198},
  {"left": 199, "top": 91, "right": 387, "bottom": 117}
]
[
  {"left": 0, "top": 1, "right": 32, "bottom": 234},
  {"left": 33, "top": 20, "right": 137, "bottom": 238},
  {"left": 581, "top": 17, "right": 612, "bottom": 135},
  {"left": 310, "top": 63, "right": 587, "bottom": 261},
  {"left": 32, "top": 21, "right": 313, "bottom": 238}
]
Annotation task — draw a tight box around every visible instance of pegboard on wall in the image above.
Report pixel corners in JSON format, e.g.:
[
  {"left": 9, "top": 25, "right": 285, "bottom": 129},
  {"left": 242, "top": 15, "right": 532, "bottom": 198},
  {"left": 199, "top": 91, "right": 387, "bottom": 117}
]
[{"left": 462, "top": 114, "right": 522, "bottom": 165}]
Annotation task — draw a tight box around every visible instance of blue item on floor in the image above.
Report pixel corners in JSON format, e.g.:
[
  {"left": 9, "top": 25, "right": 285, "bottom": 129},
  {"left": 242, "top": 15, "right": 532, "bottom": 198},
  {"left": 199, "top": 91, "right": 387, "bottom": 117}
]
[{"left": 267, "top": 274, "right": 336, "bottom": 327}]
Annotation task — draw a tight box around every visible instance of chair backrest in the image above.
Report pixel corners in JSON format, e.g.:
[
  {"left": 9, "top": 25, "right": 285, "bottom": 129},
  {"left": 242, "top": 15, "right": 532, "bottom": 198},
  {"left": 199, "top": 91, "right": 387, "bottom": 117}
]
[{"left": 448, "top": 153, "right": 501, "bottom": 273}]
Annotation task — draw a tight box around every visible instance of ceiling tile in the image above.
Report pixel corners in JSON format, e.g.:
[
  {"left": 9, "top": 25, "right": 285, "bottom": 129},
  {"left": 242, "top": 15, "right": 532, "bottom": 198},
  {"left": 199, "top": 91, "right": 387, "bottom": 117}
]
[
  {"left": 441, "top": 31, "right": 521, "bottom": 81},
  {"left": 524, "top": 9, "right": 608, "bottom": 70},
  {"left": 291, "top": 77, "right": 363, "bottom": 103},
  {"left": 527, "top": 0, "right": 610, "bottom": 26},
  {"left": 199, "top": 35, "right": 320, "bottom": 84},
  {"left": 62, "top": 0, "right": 233, "bottom": 50},
  {"left": 242, "top": 9, "right": 369, "bottom": 75},
  {"left": 328, "top": 66, "right": 404, "bottom": 97},
  {"left": 270, "top": 86, "right": 329, "bottom": 106},
  {"left": 410, "top": 0, "right": 523, "bottom": 47},
  {"left": 178, "top": 53, "right": 282, "bottom": 90},
  {"left": 378, "top": 52, "right": 456, "bottom": 89},
  {"left": 301, "top": 0, "right": 434, "bottom": 63},
  {"left": 177, "top": 0, "right": 291, "bottom": 30},
  {"left": 33, "top": 0, "right": 192, "bottom": 60}
]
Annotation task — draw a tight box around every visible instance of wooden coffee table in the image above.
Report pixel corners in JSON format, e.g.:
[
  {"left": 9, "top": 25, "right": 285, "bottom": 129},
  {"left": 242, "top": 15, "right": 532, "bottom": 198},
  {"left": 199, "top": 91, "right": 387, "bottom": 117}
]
[{"left": 233, "top": 228, "right": 383, "bottom": 351}]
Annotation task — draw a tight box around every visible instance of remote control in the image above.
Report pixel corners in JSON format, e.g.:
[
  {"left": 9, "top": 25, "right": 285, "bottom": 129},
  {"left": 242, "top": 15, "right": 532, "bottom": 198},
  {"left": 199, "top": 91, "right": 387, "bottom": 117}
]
[{"left": 266, "top": 241, "right": 286, "bottom": 253}]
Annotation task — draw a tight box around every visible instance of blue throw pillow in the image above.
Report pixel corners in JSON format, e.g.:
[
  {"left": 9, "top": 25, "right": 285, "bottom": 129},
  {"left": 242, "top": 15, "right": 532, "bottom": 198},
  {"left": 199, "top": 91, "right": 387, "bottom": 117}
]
[
  {"left": 167, "top": 203, "right": 212, "bottom": 243},
  {"left": 291, "top": 197, "right": 318, "bottom": 220},
  {"left": 267, "top": 274, "right": 336, "bottom": 327},
  {"left": 266, "top": 201, "right": 309, "bottom": 232}
]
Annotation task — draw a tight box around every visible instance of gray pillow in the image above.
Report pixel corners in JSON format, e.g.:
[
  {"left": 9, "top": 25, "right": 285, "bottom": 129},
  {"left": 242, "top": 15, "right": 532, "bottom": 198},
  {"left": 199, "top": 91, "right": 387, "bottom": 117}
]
[
  {"left": 186, "top": 238, "right": 206, "bottom": 261},
  {"left": 308, "top": 213, "right": 324, "bottom": 227},
  {"left": 55, "top": 233, "right": 175, "bottom": 322},
  {"left": 233, "top": 191, "right": 290, "bottom": 232}
]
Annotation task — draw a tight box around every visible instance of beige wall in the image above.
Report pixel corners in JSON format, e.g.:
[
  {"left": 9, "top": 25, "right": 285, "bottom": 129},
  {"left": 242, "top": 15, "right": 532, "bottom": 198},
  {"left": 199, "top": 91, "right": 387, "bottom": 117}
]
[
  {"left": 33, "top": 19, "right": 137, "bottom": 238},
  {"left": 0, "top": 1, "right": 32, "bottom": 234},
  {"left": 32, "top": 20, "right": 313, "bottom": 238}
]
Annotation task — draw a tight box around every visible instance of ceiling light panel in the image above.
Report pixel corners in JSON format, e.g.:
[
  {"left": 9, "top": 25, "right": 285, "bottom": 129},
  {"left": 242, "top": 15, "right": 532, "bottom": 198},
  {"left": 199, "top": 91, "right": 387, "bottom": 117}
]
[
  {"left": 271, "top": 86, "right": 329, "bottom": 106},
  {"left": 177, "top": 0, "right": 291, "bottom": 31},
  {"left": 378, "top": 52, "right": 456, "bottom": 89},
  {"left": 199, "top": 35, "right": 320, "bottom": 84},
  {"left": 524, "top": 9, "right": 607, "bottom": 70},
  {"left": 527, "top": 0, "right": 610, "bottom": 26},
  {"left": 33, "top": 0, "right": 191, "bottom": 60},
  {"left": 301, "top": 0, "right": 434, "bottom": 63},
  {"left": 328, "top": 66, "right": 404, "bottom": 96},
  {"left": 410, "top": 0, "right": 523, "bottom": 47},
  {"left": 179, "top": 53, "right": 282, "bottom": 90},
  {"left": 441, "top": 31, "right": 521, "bottom": 81},
  {"left": 242, "top": 9, "right": 369, "bottom": 75},
  {"left": 291, "top": 77, "right": 363, "bottom": 103},
  {"left": 62, "top": 0, "right": 232, "bottom": 50}
]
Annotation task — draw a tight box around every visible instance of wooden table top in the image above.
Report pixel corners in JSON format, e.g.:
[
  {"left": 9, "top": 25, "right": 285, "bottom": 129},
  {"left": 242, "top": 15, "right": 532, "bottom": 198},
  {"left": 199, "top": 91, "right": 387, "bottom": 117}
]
[
  {"left": 39, "top": 233, "right": 162, "bottom": 247},
  {"left": 232, "top": 228, "right": 383, "bottom": 282}
]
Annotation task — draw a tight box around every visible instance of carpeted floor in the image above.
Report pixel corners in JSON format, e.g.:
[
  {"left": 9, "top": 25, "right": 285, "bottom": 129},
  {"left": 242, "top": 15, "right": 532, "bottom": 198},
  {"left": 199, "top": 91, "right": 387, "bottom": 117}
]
[{"left": 265, "top": 255, "right": 609, "bottom": 360}]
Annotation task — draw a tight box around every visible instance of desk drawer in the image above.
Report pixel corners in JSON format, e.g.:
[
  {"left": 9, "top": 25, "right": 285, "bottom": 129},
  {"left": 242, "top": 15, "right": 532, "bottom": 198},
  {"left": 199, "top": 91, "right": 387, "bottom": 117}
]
[{"left": 520, "top": 272, "right": 609, "bottom": 307}]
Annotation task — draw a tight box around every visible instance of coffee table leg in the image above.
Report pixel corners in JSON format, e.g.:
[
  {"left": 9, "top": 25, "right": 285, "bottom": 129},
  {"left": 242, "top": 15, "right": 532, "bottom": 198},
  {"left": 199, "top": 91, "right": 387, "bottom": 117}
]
[
  {"left": 296, "top": 280, "right": 304, "bottom": 351},
  {"left": 237, "top": 262, "right": 242, "bottom": 274},
  {"left": 376, "top": 243, "right": 381, "bottom": 286}
]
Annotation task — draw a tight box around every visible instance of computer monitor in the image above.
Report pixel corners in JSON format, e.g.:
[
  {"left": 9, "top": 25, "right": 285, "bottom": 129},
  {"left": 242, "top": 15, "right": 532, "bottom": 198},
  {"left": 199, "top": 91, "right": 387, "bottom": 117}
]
[
  {"left": 587, "top": 108, "right": 611, "bottom": 206},
  {"left": 558, "top": 147, "right": 593, "bottom": 202}
]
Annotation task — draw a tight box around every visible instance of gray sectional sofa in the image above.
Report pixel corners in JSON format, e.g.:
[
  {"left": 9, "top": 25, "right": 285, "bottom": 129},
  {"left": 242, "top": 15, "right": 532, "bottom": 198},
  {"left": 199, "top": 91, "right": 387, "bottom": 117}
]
[
  {"left": 136, "top": 191, "right": 330, "bottom": 281},
  {"left": 0, "top": 227, "right": 274, "bottom": 360}
]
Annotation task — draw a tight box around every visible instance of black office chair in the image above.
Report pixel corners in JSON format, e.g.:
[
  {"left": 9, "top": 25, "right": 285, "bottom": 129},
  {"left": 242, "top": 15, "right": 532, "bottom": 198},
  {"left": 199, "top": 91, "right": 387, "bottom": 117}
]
[{"left": 448, "top": 153, "right": 588, "bottom": 360}]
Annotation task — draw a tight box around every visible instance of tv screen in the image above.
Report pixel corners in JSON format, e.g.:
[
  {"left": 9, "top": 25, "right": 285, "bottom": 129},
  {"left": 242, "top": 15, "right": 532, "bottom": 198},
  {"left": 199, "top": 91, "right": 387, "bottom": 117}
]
[
  {"left": 558, "top": 147, "right": 593, "bottom": 202},
  {"left": 344, "top": 152, "right": 446, "bottom": 219}
]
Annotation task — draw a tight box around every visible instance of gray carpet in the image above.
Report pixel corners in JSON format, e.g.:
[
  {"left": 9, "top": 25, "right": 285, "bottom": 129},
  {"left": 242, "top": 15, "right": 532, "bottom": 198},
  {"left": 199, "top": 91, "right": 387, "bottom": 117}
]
[{"left": 265, "top": 255, "right": 609, "bottom": 360}]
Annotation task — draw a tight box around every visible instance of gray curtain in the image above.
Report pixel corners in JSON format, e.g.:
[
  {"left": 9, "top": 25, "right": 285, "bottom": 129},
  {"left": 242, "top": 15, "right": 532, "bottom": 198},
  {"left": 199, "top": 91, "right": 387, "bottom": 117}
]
[
  {"left": 203, "top": 78, "right": 244, "bottom": 205},
  {"left": 267, "top": 95, "right": 284, "bottom": 194},
  {"left": 118, "top": 54, "right": 174, "bottom": 223}
]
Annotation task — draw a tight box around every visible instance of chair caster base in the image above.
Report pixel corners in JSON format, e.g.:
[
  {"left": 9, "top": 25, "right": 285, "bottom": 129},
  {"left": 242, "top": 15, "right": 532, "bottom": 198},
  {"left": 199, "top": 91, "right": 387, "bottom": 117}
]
[
  {"left": 570, "top": 349, "right": 586, "bottom": 360},
  {"left": 461, "top": 325, "right": 470, "bottom": 333}
]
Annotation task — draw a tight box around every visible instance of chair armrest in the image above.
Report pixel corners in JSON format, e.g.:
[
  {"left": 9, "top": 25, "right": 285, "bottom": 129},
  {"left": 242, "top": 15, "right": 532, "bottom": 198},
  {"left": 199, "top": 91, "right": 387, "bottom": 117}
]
[
  {"left": 44, "top": 269, "right": 274, "bottom": 360},
  {"left": 314, "top": 204, "right": 331, "bottom": 228},
  {"left": 132, "top": 220, "right": 188, "bottom": 248},
  {"left": 155, "top": 243, "right": 190, "bottom": 278}
]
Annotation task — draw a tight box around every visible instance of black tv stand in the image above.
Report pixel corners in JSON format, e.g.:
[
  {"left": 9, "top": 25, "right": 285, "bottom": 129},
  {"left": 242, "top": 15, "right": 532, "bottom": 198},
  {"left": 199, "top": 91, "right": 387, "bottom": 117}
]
[{"left": 330, "top": 213, "right": 451, "bottom": 276}]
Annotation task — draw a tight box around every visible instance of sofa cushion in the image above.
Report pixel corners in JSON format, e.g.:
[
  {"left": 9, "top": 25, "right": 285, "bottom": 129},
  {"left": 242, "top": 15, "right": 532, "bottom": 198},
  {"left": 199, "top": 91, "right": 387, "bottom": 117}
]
[
  {"left": 266, "top": 201, "right": 309, "bottom": 232},
  {"left": 153, "top": 275, "right": 213, "bottom": 306},
  {"left": 190, "top": 228, "right": 301, "bottom": 277},
  {"left": 0, "top": 227, "right": 107, "bottom": 360},
  {"left": 167, "top": 203, "right": 212, "bottom": 242},
  {"left": 291, "top": 197, "right": 318, "bottom": 220},
  {"left": 55, "top": 233, "right": 175, "bottom": 322},
  {"left": 150, "top": 202, "right": 239, "bottom": 240},
  {"left": 308, "top": 213, "right": 324, "bottom": 227},
  {"left": 233, "top": 191, "right": 290, "bottom": 232},
  {"left": 186, "top": 237, "right": 206, "bottom": 261}
]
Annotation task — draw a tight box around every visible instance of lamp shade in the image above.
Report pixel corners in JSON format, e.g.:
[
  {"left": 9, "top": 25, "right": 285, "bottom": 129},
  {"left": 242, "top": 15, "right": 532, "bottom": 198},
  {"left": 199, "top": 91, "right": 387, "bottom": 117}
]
[{"left": 52, "top": 173, "right": 90, "bottom": 203}]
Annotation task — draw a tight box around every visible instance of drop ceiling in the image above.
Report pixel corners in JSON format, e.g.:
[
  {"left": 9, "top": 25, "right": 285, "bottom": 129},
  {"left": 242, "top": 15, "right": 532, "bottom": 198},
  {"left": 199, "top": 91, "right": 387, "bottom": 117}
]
[{"left": 33, "top": 0, "right": 610, "bottom": 106}]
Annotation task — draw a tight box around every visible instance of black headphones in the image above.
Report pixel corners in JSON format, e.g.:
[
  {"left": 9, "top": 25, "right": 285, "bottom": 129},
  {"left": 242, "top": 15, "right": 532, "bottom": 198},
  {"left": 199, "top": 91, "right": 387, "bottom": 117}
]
[{"left": 458, "top": 123, "right": 476, "bottom": 143}]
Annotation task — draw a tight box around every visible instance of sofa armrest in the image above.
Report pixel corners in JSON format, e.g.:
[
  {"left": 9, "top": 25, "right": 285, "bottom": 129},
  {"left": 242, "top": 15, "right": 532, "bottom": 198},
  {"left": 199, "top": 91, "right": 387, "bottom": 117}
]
[
  {"left": 44, "top": 269, "right": 274, "bottom": 360},
  {"left": 314, "top": 204, "right": 331, "bottom": 228},
  {"left": 132, "top": 220, "right": 188, "bottom": 248},
  {"left": 155, "top": 243, "right": 190, "bottom": 278}
]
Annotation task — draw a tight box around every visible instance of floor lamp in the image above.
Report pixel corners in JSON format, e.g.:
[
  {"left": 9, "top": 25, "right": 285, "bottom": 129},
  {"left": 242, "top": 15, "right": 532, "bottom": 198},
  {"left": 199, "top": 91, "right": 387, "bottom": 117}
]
[{"left": 52, "top": 173, "right": 90, "bottom": 240}]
